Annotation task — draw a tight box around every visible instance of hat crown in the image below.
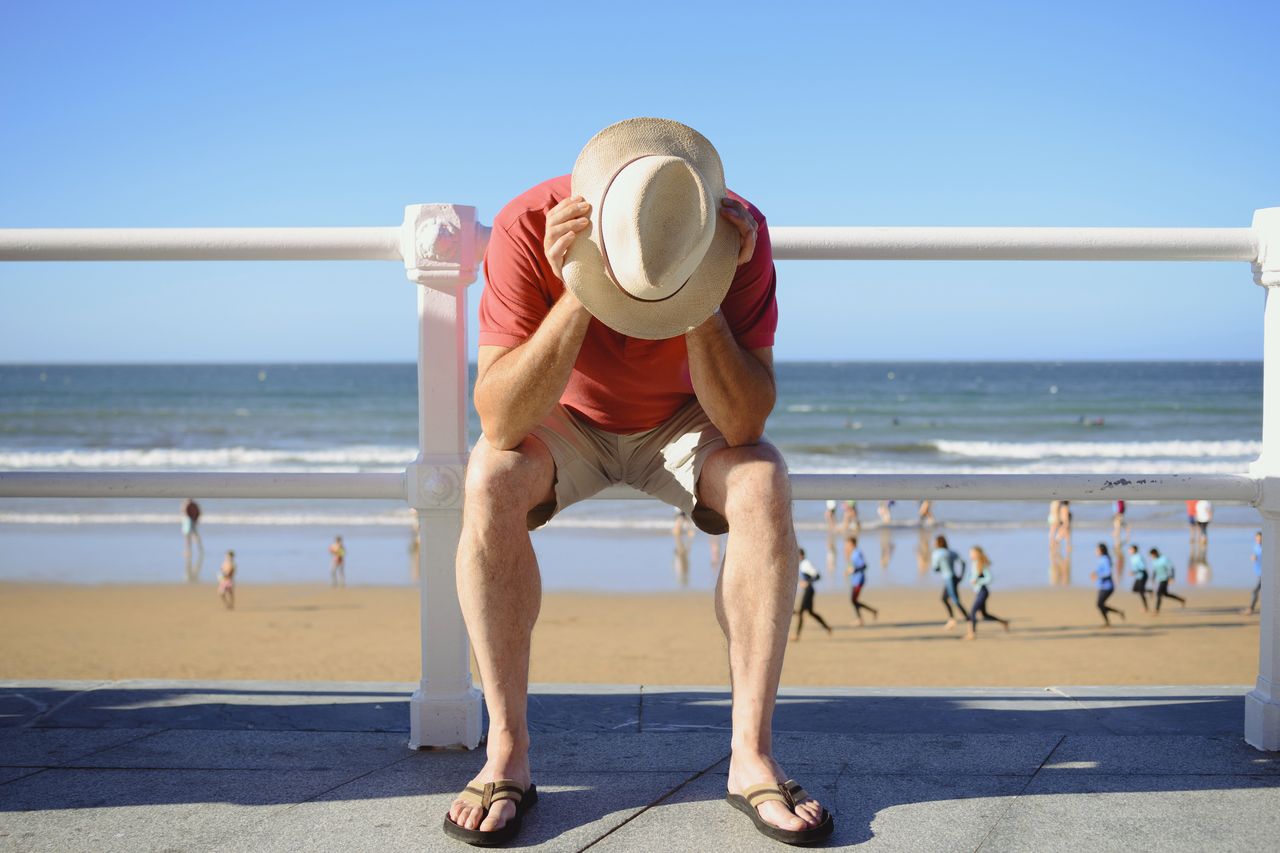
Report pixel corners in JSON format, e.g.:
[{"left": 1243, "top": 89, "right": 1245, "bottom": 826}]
[{"left": 599, "top": 155, "right": 714, "bottom": 303}]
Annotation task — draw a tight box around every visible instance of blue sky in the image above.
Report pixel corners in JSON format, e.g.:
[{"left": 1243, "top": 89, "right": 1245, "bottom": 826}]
[{"left": 2, "top": 0, "right": 1276, "bottom": 362}]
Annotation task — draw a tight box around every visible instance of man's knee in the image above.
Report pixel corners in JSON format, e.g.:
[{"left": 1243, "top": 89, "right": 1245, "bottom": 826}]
[
  {"left": 714, "top": 443, "right": 791, "bottom": 519},
  {"left": 464, "top": 437, "right": 555, "bottom": 517}
]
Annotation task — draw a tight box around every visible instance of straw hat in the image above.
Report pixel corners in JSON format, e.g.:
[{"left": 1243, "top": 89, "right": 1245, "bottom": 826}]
[{"left": 563, "top": 117, "right": 738, "bottom": 340}]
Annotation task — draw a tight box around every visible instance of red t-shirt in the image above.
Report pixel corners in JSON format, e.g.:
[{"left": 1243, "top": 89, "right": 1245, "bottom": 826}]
[{"left": 478, "top": 175, "right": 778, "bottom": 434}]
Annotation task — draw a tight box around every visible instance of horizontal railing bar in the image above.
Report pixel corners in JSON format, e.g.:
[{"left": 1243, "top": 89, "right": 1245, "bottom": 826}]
[
  {"left": 769, "top": 227, "right": 1258, "bottom": 262},
  {"left": 0, "top": 472, "right": 405, "bottom": 499},
  {"left": 0, "top": 227, "right": 403, "bottom": 261},
  {"left": 0, "top": 472, "right": 1259, "bottom": 504},
  {"left": 0, "top": 225, "right": 1260, "bottom": 264},
  {"left": 594, "top": 473, "right": 1263, "bottom": 503}
]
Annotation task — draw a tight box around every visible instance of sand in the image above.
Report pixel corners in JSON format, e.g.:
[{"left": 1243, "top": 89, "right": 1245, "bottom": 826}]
[{"left": 0, "top": 582, "right": 1261, "bottom": 686}]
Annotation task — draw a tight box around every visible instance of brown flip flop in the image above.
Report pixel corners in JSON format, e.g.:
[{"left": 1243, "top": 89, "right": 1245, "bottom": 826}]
[
  {"left": 726, "top": 778, "right": 834, "bottom": 846},
  {"left": 443, "top": 779, "right": 537, "bottom": 847}
]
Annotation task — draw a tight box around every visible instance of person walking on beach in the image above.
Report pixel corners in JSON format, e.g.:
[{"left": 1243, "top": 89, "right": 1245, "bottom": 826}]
[
  {"left": 794, "top": 548, "right": 833, "bottom": 639},
  {"left": 218, "top": 550, "right": 235, "bottom": 610},
  {"left": 844, "top": 535, "right": 879, "bottom": 626},
  {"left": 672, "top": 510, "right": 694, "bottom": 587},
  {"left": 1246, "top": 531, "right": 1263, "bottom": 615},
  {"left": 1194, "top": 499, "right": 1213, "bottom": 553},
  {"left": 1149, "top": 547, "right": 1186, "bottom": 613},
  {"left": 965, "top": 546, "right": 1009, "bottom": 639},
  {"left": 1186, "top": 499, "right": 1199, "bottom": 548},
  {"left": 917, "top": 499, "right": 935, "bottom": 527},
  {"left": 329, "top": 535, "right": 346, "bottom": 588},
  {"left": 182, "top": 498, "right": 204, "bottom": 581},
  {"left": 842, "top": 499, "right": 860, "bottom": 534},
  {"left": 876, "top": 500, "right": 894, "bottom": 525},
  {"left": 1092, "top": 542, "right": 1125, "bottom": 628},
  {"left": 1127, "top": 544, "right": 1150, "bottom": 612},
  {"left": 932, "top": 535, "right": 969, "bottom": 629},
  {"left": 443, "top": 119, "right": 831, "bottom": 846}
]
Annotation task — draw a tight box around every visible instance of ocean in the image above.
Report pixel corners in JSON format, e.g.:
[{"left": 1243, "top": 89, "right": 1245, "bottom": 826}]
[{"left": 0, "top": 362, "right": 1265, "bottom": 590}]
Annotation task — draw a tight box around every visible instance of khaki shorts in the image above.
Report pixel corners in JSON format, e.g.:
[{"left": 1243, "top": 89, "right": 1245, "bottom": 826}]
[{"left": 525, "top": 398, "right": 744, "bottom": 535}]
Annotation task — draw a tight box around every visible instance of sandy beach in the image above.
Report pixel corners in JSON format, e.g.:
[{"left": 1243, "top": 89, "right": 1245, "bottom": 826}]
[{"left": 0, "top": 582, "right": 1260, "bottom": 686}]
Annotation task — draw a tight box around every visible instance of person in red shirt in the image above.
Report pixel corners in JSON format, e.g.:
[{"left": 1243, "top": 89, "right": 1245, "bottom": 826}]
[{"left": 444, "top": 119, "right": 831, "bottom": 847}]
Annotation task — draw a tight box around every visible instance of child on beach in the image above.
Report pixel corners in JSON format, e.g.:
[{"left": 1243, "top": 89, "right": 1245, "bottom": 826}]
[
  {"left": 218, "top": 550, "right": 236, "bottom": 610},
  {"left": 793, "top": 548, "right": 832, "bottom": 640},
  {"left": 965, "top": 546, "right": 1009, "bottom": 639},
  {"left": 1092, "top": 542, "right": 1125, "bottom": 627},
  {"left": 1128, "top": 544, "right": 1150, "bottom": 612},
  {"left": 1149, "top": 547, "right": 1186, "bottom": 614},
  {"left": 844, "top": 535, "right": 879, "bottom": 626},
  {"left": 931, "top": 535, "right": 969, "bottom": 629}
]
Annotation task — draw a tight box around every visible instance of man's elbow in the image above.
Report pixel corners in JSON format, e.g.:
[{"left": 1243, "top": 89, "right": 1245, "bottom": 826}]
[{"left": 721, "top": 416, "right": 769, "bottom": 448}]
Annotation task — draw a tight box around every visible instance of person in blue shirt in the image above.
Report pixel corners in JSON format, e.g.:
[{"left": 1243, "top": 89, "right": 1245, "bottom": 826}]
[
  {"left": 965, "top": 546, "right": 1010, "bottom": 639},
  {"left": 1091, "top": 542, "right": 1125, "bottom": 627},
  {"left": 931, "top": 535, "right": 969, "bottom": 629},
  {"left": 844, "top": 535, "right": 879, "bottom": 626},
  {"left": 1127, "top": 544, "right": 1150, "bottom": 612},
  {"left": 1148, "top": 547, "right": 1186, "bottom": 614},
  {"left": 1246, "top": 531, "right": 1263, "bottom": 616}
]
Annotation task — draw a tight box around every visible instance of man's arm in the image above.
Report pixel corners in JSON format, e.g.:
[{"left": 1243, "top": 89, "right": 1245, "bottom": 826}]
[
  {"left": 684, "top": 196, "right": 776, "bottom": 446},
  {"left": 474, "top": 195, "right": 594, "bottom": 451},
  {"left": 685, "top": 315, "right": 775, "bottom": 447},
  {"left": 474, "top": 290, "right": 593, "bottom": 450}
]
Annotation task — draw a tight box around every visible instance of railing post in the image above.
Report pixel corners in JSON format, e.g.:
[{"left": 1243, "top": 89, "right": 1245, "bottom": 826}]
[
  {"left": 1246, "top": 207, "right": 1280, "bottom": 751},
  {"left": 403, "top": 204, "right": 490, "bottom": 749}
]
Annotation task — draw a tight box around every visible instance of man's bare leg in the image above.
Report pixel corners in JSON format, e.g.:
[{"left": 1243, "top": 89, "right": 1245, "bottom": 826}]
[
  {"left": 447, "top": 436, "right": 556, "bottom": 834},
  {"left": 699, "top": 444, "right": 826, "bottom": 832}
]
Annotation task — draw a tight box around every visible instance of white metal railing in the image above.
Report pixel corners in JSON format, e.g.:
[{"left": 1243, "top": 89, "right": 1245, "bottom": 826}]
[{"left": 2, "top": 204, "right": 1279, "bottom": 752}]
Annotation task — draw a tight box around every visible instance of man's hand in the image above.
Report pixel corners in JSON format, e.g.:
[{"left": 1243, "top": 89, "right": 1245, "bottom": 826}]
[
  {"left": 544, "top": 196, "right": 592, "bottom": 281},
  {"left": 720, "top": 198, "right": 758, "bottom": 266}
]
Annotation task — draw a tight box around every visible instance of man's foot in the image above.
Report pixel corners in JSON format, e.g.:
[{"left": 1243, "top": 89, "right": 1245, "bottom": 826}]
[
  {"left": 964, "top": 629, "right": 976, "bottom": 640},
  {"left": 727, "top": 751, "right": 828, "bottom": 836},
  {"left": 446, "top": 749, "right": 532, "bottom": 836},
  {"left": 1118, "top": 609, "right": 1126, "bottom": 622},
  {"left": 855, "top": 617, "right": 865, "bottom": 627},
  {"left": 943, "top": 619, "right": 956, "bottom": 631},
  {"left": 825, "top": 625, "right": 833, "bottom": 635},
  {"left": 1002, "top": 620, "right": 1011, "bottom": 633}
]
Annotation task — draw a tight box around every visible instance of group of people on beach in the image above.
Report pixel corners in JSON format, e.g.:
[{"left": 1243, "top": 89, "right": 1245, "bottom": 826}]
[{"left": 178, "top": 499, "right": 348, "bottom": 608}]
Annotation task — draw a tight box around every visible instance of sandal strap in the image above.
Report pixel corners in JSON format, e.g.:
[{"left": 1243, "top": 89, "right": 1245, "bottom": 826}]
[
  {"left": 743, "top": 782, "right": 796, "bottom": 810},
  {"left": 457, "top": 780, "right": 526, "bottom": 811},
  {"left": 783, "top": 779, "right": 812, "bottom": 804}
]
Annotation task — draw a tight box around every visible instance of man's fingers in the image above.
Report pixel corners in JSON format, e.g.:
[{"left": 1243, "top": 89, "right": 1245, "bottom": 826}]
[
  {"left": 547, "top": 197, "right": 590, "bottom": 226},
  {"left": 546, "top": 231, "right": 578, "bottom": 266},
  {"left": 719, "top": 198, "right": 757, "bottom": 265}
]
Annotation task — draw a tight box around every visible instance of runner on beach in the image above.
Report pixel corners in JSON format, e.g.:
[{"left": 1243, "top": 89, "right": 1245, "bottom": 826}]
[
  {"left": 1246, "top": 531, "right": 1263, "bottom": 615},
  {"left": 1128, "top": 544, "right": 1150, "bottom": 612},
  {"left": 965, "top": 546, "right": 1009, "bottom": 639},
  {"left": 1149, "top": 547, "right": 1186, "bottom": 614},
  {"left": 844, "top": 535, "right": 879, "bottom": 626},
  {"left": 218, "top": 550, "right": 236, "bottom": 610},
  {"left": 1092, "top": 542, "right": 1125, "bottom": 628},
  {"left": 794, "top": 548, "right": 833, "bottom": 639},
  {"left": 931, "top": 535, "right": 969, "bottom": 629}
]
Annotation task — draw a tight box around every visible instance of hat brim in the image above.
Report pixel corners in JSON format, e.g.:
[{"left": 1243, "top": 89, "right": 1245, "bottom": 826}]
[{"left": 563, "top": 118, "right": 738, "bottom": 341}]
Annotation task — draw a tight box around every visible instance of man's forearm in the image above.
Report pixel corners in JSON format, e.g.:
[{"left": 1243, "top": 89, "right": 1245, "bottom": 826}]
[
  {"left": 685, "top": 313, "right": 775, "bottom": 446},
  {"left": 475, "top": 293, "right": 592, "bottom": 450}
]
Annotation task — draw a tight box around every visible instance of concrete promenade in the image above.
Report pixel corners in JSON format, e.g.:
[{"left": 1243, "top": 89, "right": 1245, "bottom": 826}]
[{"left": 1, "top": 680, "right": 1278, "bottom": 852}]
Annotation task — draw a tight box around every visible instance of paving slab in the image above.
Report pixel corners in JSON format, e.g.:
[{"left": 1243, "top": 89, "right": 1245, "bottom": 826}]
[
  {"left": 72, "top": 729, "right": 411, "bottom": 771},
  {"left": 20, "top": 680, "right": 414, "bottom": 732},
  {"left": 0, "top": 683, "right": 108, "bottom": 728},
  {"left": 0, "top": 767, "right": 362, "bottom": 853},
  {"left": 981, "top": 773, "right": 1280, "bottom": 852},
  {"left": 1050, "top": 685, "right": 1247, "bottom": 736},
  {"left": 237, "top": 759, "right": 695, "bottom": 853},
  {"left": 525, "top": 732, "right": 728, "bottom": 773},
  {"left": 0, "top": 728, "right": 156, "bottom": 767},
  {"left": 640, "top": 687, "right": 1093, "bottom": 735},
  {"left": 1042, "top": 734, "right": 1280, "bottom": 776},
  {"left": 526, "top": 685, "right": 642, "bottom": 734},
  {"left": 768, "top": 732, "right": 1061, "bottom": 775}
]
